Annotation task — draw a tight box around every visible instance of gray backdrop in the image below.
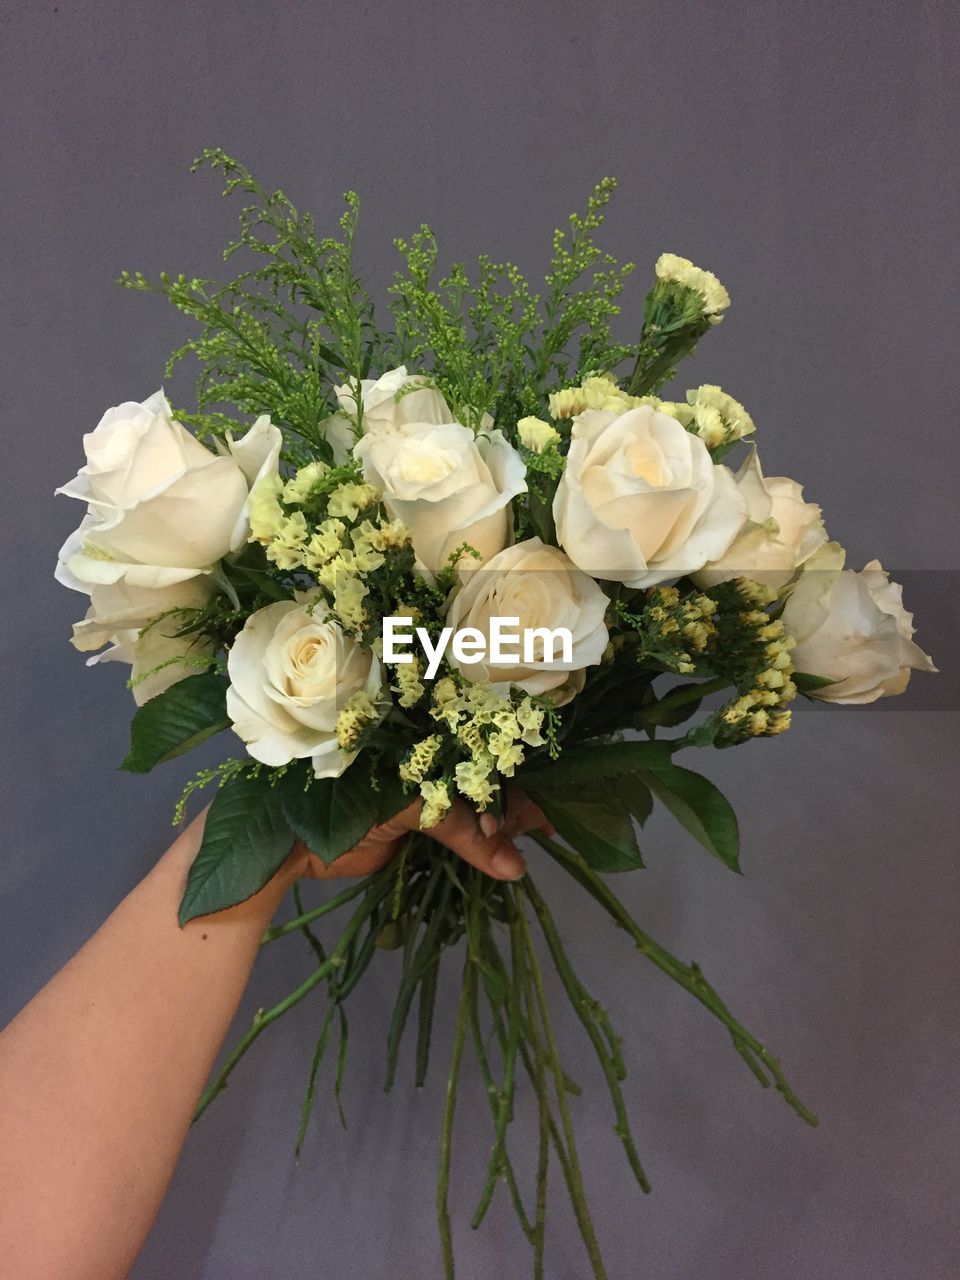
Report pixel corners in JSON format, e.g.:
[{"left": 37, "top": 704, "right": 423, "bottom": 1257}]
[{"left": 2, "top": 2, "right": 958, "bottom": 1277}]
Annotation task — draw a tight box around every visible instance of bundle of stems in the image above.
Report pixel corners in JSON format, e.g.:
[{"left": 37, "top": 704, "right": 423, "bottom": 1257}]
[{"left": 195, "top": 835, "right": 815, "bottom": 1280}]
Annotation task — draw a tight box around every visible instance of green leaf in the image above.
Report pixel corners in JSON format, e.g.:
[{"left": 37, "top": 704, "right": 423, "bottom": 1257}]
[
  {"left": 517, "top": 739, "right": 671, "bottom": 790},
  {"left": 793, "top": 671, "right": 838, "bottom": 693},
  {"left": 375, "top": 769, "right": 414, "bottom": 825},
  {"left": 642, "top": 684, "right": 704, "bottom": 728},
  {"left": 618, "top": 773, "right": 653, "bottom": 825},
  {"left": 227, "top": 561, "right": 295, "bottom": 602},
  {"left": 279, "top": 763, "right": 380, "bottom": 865},
  {"left": 121, "top": 673, "right": 229, "bottom": 774},
  {"left": 638, "top": 760, "right": 740, "bottom": 872},
  {"left": 531, "top": 784, "right": 643, "bottom": 872},
  {"left": 178, "top": 772, "right": 293, "bottom": 924}
]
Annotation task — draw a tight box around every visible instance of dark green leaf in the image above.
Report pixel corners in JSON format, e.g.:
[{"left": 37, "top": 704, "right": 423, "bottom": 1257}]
[
  {"left": 618, "top": 773, "right": 654, "bottom": 825},
  {"left": 517, "top": 739, "right": 671, "bottom": 790},
  {"left": 638, "top": 760, "right": 740, "bottom": 872},
  {"left": 178, "top": 771, "right": 293, "bottom": 924},
  {"left": 227, "top": 562, "right": 294, "bottom": 601},
  {"left": 642, "top": 685, "right": 704, "bottom": 727},
  {"left": 279, "top": 764, "right": 380, "bottom": 865},
  {"left": 532, "top": 785, "right": 643, "bottom": 872},
  {"left": 375, "top": 769, "right": 414, "bottom": 825},
  {"left": 121, "top": 673, "right": 229, "bottom": 774}
]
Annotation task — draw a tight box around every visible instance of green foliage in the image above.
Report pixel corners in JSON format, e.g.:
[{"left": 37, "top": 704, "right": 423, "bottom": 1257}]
[
  {"left": 179, "top": 770, "right": 293, "bottom": 924},
  {"left": 516, "top": 738, "right": 670, "bottom": 787},
  {"left": 390, "top": 178, "right": 640, "bottom": 430},
  {"left": 121, "top": 673, "right": 229, "bottom": 773},
  {"left": 533, "top": 782, "right": 644, "bottom": 872},
  {"left": 278, "top": 761, "right": 382, "bottom": 865},
  {"left": 120, "top": 149, "right": 391, "bottom": 455},
  {"left": 637, "top": 758, "right": 740, "bottom": 872},
  {"left": 626, "top": 278, "right": 715, "bottom": 397}
]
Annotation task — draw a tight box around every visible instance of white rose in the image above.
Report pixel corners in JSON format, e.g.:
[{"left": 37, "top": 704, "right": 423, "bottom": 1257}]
[
  {"left": 354, "top": 422, "right": 526, "bottom": 571},
  {"left": 553, "top": 405, "right": 746, "bottom": 588},
  {"left": 694, "top": 448, "right": 827, "bottom": 591},
  {"left": 76, "top": 578, "right": 217, "bottom": 704},
  {"left": 226, "top": 600, "right": 381, "bottom": 777},
  {"left": 444, "top": 537, "right": 609, "bottom": 702},
  {"left": 55, "top": 392, "right": 282, "bottom": 592},
  {"left": 322, "top": 366, "right": 454, "bottom": 463},
  {"left": 336, "top": 365, "right": 453, "bottom": 433},
  {"left": 781, "top": 544, "right": 936, "bottom": 703}
]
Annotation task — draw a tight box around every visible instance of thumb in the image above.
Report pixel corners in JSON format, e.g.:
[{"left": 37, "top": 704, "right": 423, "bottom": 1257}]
[{"left": 428, "top": 799, "right": 527, "bottom": 881}]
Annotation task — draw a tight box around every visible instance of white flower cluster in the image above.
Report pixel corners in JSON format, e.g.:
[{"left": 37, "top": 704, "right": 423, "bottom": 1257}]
[{"left": 55, "top": 253, "right": 934, "bottom": 804}]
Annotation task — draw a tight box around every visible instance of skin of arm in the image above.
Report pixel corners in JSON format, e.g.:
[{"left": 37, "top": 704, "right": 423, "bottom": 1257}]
[{"left": 0, "top": 795, "right": 545, "bottom": 1280}]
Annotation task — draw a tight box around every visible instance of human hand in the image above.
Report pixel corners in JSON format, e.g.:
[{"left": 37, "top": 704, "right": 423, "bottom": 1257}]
[{"left": 287, "top": 788, "right": 555, "bottom": 883}]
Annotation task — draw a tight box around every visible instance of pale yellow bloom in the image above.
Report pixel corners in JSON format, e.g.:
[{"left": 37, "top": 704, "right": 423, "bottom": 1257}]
[
  {"left": 399, "top": 734, "right": 442, "bottom": 784},
  {"left": 454, "top": 755, "right": 499, "bottom": 809},
  {"left": 685, "top": 385, "right": 755, "bottom": 447},
  {"left": 303, "top": 519, "right": 346, "bottom": 572},
  {"left": 517, "top": 416, "right": 561, "bottom": 453},
  {"left": 335, "top": 690, "right": 380, "bottom": 750},
  {"left": 333, "top": 574, "right": 368, "bottom": 632},
  {"left": 248, "top": 473, "right": 285, "bottom": 544},
  {"left": 655, "top": 253, "right": 730, "bottom": 319},
  {"left": 394, "top": 660, "right": 425, "bottom": 709},
  {"left": 282, "top": 460, "right": 330, "bottom": 504},
  {"left": 327, "top": 482, "right": 380, "bottom": 521},
  {"left": 266, "top": 510, "right": 310, "bottom": 570},
  {"left": 419, "top": 778, "right": 452, "bottom": 829}
]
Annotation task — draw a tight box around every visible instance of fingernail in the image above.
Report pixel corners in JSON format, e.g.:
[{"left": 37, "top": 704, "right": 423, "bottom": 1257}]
[
  {"left": 491, "top": 846, "right": 525, "bottom": 880},
  {"left": 479, "top": 813, "right": 498, "bottom": 837}
]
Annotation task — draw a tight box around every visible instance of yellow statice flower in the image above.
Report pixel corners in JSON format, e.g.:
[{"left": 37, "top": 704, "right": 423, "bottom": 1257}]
[
  {"left": 333, "top": 574, "right": 368, "bottom": 632},
  {"left": 516, "top": 697, "right": 546, "bottom": 746},
  {"left": 377, "top": 518, "right": 412, "bottom": 549},
  {"left": 487, "top": 730, "right": 525, "bottom": 777},
  {"left": 655, "top": 253, "right": 730, "bottom": 320},
  {"left": 685, "top": 385, "right": 755, "bottom": 448},
  {"left": 394, "top": 659, "right": 425, "bottom": 709},
  {"left": 419, "top": 778, "right": 452, "bottom": 829},
  {"left": 327, "top": 481, "right": 380, "bottom": 521},
  {"left": 635, "top": 394, "right": 695, "bottom": 428},
  {"left": 266, "top": 510, "right": 310, "bottom": 570},
  {"left": 548, "top": 386, "right": 588, "bottom": 419},
  {"left": 282, "top": 460, "right": 330, "bottom": 504},
  {"left": 399, "top": 734, "right": 442, "bottom": 784},
  {"left": 303, "top": 519, "right": 346, "bottom": 572},
  {"left": 517, "top": 415, "right": 561, "bottom": 453},
  {"left": 248, "top": 473, "right": 285, "bottom": 544},
  {"left": 454, "top": 754, "right": 499, "bottom": 809},
  {"left": 335, "top": 690, "right": 380, "bottom": 750}
]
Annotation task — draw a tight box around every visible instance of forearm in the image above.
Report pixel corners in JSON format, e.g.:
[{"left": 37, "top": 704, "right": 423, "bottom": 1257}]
[{"left": 0, "top": 813, "right": 295, "bottom": 1280}]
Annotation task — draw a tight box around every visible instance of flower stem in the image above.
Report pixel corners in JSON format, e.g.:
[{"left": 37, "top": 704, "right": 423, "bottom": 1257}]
[
  {"left": 523, "top": 874, "right": 652, "bottom": 1193},
  {"left": 514, "top": 890, "right": 609, "bottom": 1280},
  {"left": 643, "top": 675, "right": 731, "bottom": 723},
  {"left": 261, "top": 878, "right": 369, "bottom": 944},
  {"left": 533, "top": 833, "right": 818, "bottom": 1126},
  {"left": 437, "top": 949, "right": 474, "bottom": 1280},
  {"left": 195, "top": 875, "right": 392, "bottom": 1120}
]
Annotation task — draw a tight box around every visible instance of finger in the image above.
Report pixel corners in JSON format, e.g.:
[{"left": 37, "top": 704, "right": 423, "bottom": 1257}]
[
  {"left": 430, "top": 800, "right": 527, "bottom": 881},
  {"left": 480, "top": 788, "right": 555, "bottom": 839},
  {"left": 297, "top": 840, "right": 396, "bottom": 881},
  {"left": 500, "top": 793, "right": 550, "bottom": 838}
]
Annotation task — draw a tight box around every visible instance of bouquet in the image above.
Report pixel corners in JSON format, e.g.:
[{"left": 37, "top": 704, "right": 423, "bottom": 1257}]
[{"left": 54, "top": 151, "right": 935, "bottom": 1278}]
